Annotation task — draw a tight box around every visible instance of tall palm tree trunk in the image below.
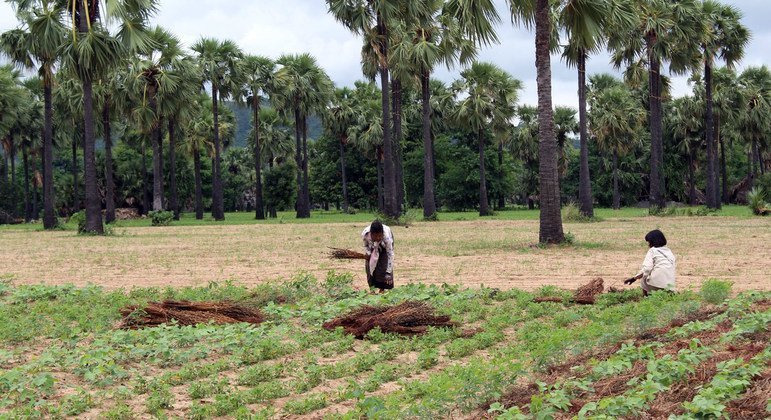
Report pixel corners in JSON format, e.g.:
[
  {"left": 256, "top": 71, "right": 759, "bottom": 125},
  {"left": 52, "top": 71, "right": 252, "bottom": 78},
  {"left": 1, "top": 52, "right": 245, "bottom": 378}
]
[
  {"left": 577, "top": 50, "right": 593, "bottom": 217},
  {"left": 535, "top": 0, "right": 564, "bottom": 243},
  {"left": 252, "top": 100, "right": 265, "bottom": 219},
  {"left": 293, "top": 106, "right": 308, "bottom": 218},
  {"left": 193, "top": 145, "right": 203, "bottom": 220},
  {"left": 647, "top": 33, "right": 665, "bottom": 209},
  {"left": 168, "top": 118, "right": 179, "bottom": 220},
  {"left": 376, "top": 13, "right": 397, "bottom": 218},
  {"left": 497, "top": 142, "right": 505, "bottom": 210},
  {"left": 478, "top": 128, "right": 490, "bottom": 217},
  {"left": 211, "top": 86, "right": 224, "bottom": 221},
  {"left": 71, "top": 132, "right": 78, "bottom": 212},
  {"left": 339, "top": 139, "right": 349, "bottom": 213},
  {"left": 23, "top": 144, "right": 30, "bottom": 222},
  {"left": 9, "top": 134, "right": 16, "bottom": 217},
  {"left": 718, "top": 117, "right": 729, "bottom": 203},
  {"left": 81, "top": 76, "right": 102, "bottom": 232},
  {"left": 301, "top": 115, "right": 311, "bottom": 217},
  {"left": 42, "top": 81, "right": 56, "bottom": 229},
  {"left": 612, "top": 150, "right": 620, "bottom": 210},
  {"left": 33, "top": 152, "right": 40, "bottom": 220},
  {"left": 392, "top": 77, "right": 405, "bottom": 212},
  {"left": 141, "top": 141, "right": 151, "bottom": 215},
  {"left": 421, "top": 71, "right": 436, "bottom": 218},
  {"left": 103, "top": 100, "right": 115, "bottom": 224},
  {"left": 688, "top": 148, "right": 697, "bottom": 205},
  {"left": 151, "top": 103, "right": 163, "bottom": 212},
  {"left": 377, "top": 147, "right": 384, "bottom": 212},
  {"left": 704, "top": 60, "right": 718, "bottom": 209}
]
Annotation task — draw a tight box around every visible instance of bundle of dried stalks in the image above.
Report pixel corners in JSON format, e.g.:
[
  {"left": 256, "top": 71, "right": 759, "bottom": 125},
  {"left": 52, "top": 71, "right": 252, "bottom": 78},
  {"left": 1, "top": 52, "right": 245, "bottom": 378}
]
[
  {"left": 322, "top": 301, "right": 457, "bottom": 338},
  {"left": 328, "top": 248, "right": 369, "bottom": 260},
  {"left": 118, "top": 300, "right": 265, "bottom": 329}
]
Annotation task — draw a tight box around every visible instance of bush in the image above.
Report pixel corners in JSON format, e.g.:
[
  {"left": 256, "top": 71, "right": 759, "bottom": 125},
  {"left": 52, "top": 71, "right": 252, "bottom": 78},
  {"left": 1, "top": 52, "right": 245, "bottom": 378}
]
[
  {"left": 148, "top": 210, "right": 174, "bottom": 226},
  {"left": 562, "top": 202, "right": 602, "bottom": 223},
  {"left": 69, "top": 210, "right": 86, "bottom": 233},
  {"left": 700, "top": 279, "right": 733, "bottom": 305},
  {"left": 747, "top": 188, "right": 769, "bottom": 216}
]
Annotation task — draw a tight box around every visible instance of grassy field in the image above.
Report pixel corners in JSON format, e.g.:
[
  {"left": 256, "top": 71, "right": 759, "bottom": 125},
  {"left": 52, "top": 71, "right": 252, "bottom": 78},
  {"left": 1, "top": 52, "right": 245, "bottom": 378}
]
[
  {"left": 0, "top": 206, "right": 768, "bottom": 292},
  {"left": 0, "top": 278, "right": 768, "bottom": 418}
]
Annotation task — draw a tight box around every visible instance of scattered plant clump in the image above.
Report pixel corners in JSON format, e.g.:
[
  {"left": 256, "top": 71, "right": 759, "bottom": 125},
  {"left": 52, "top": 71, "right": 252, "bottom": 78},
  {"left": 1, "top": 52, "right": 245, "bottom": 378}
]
[
  {"left": 534, "top": 277, "right": 605, "bottom": 304},
  {"left": 148, "top": 210, "right": 174, "bottom": 226}
]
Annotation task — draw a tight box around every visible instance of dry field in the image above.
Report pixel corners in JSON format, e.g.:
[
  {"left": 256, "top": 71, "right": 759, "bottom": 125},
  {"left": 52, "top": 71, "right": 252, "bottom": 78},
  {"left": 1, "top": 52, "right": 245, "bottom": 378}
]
[{"left": 1, "top": 215, "right": 769, "bottom": 292}]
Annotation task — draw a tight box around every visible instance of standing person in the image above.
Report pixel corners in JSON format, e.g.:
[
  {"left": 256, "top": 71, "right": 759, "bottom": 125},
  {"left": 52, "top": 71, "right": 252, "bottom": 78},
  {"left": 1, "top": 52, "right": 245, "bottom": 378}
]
[
  {"left": 362, "top": 220, "right": 394, "bottom": 293},
  {"left": 624, "top": 229, "right": 676, "bottom": 296}
]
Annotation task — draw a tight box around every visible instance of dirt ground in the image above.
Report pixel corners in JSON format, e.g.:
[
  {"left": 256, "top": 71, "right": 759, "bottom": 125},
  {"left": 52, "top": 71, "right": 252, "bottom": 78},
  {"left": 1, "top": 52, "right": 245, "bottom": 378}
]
[{"left": 0, "top": 217, "right": 769, "bottom": 292}]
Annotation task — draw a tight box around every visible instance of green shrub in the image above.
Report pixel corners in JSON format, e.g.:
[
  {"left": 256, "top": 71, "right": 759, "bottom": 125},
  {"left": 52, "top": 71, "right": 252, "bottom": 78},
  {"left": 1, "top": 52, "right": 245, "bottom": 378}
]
[
  {"left": 700, "top": 279, "right": 733, "bottom": 304},
  {"left": 149, "top": 210, "right": 174, "bottom": 226},
  {"left": 747, "top": 188, "right": 769, "bottom": 216},
  {"left": 69, "top": 210, "right": 86, "bottom": 233}
]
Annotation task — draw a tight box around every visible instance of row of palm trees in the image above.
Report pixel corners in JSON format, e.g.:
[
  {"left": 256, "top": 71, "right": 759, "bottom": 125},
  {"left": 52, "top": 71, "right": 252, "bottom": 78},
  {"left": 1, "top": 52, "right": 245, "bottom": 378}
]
[{"left": 324, "top": 0, "right": 751, "bottom": 243}]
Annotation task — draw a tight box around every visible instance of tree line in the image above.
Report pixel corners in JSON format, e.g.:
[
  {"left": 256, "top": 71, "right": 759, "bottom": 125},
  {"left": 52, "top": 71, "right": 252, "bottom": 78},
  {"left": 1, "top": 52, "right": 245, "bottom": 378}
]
[{"left": 0, "top": 0, "right": 769, "bottom": 243}]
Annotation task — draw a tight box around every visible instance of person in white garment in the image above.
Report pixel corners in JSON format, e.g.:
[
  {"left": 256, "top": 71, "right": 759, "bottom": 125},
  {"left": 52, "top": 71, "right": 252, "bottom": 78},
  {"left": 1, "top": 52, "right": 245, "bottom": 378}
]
[
  {"left": 624, "top": 229, "right": 676, "bottom": 296},
  {"left": 361, "top": 220, "right": 394, "bottom": 293}
]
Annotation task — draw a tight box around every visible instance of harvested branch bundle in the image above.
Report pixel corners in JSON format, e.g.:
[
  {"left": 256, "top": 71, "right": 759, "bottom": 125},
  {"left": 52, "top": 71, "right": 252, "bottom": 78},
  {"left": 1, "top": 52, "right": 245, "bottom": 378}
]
[
  {"left": 533, "top": 296, "right": 565, "bottom": 303},
  {"left": 328, "top": 247, "right": 369, "bottom": 260},
  {"left": 118, "top": 300, "right": 265, "bottom": 329},
  {"left": 322, "top": 301, "right": 457, "bottom": 339}
]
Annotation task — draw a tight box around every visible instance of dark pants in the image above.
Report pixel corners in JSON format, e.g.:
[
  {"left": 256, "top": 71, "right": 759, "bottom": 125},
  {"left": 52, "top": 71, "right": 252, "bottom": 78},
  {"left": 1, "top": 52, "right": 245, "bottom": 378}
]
[{"left": 365, "top": 246, "right": 393, "bottom": 290}]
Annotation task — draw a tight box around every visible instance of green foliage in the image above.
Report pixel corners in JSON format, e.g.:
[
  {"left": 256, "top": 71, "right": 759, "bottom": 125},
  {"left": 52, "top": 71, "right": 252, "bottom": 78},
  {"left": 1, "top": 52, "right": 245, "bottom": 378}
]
[
  {"left": 700, "top": 279, "right": 733, "bottom": 304},
  {"left": 747, "top": 187, "right": 769, "bottom": 215},
  {"left": 69, "top": 210, "right": 86, "bottom": 233},
  {"left": 149, "top": 210, "right": 174, "bottom": 226},
  {"left": 264, "top": 163, "right": 297, "bottom": 213}
]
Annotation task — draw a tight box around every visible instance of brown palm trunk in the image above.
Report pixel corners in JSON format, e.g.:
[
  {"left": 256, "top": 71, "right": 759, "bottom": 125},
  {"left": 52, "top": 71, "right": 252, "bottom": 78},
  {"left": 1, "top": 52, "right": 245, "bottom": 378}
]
[
  {"left": 23, "top": 143, "right": 30, "bottom": 222},
  {"left": 42, "top": 81, "right": 56, "bottom": 228},
  {"left": 497, "top": 142, "right": 505, "bottom": 210},
  {"left": 151, "top": 100, "right": 163, "bottom": 212},
  {"left": 688, "top": 148, "right": 697, "bottom": 205},
  {"left": 339, "top": 139, "right": 349, "bottom": 213},
  {"left": 704, "top": 60, "right": 718, "bottom": 209},
  {"left": 613, "top": 150, "right": 620, "bottom": 210},
  {"left": 78, "top": 4, "right": 103, "bottom": 234},
  {"left": 301, "top": 115, "right": 311, "bottom": 216},
  {"left": 717, "top": 116, "right": 729, "bottom": 203},
  {"left": 421, "top": 71, "right": 436, "bottom": 218},
  {"left": 392, "top": 77, "right": 404, "bottom": 212},
  {"left": 478, "top": 128, "right": 490, "bottom": 216},
  {"left": 376, "top": 13, "right": 397, "bottom": 218},
  {"left": 103, "top": 100, "right": 115, "bottom": 224},
  {"left": 9, "top": 133, "right": 16, "bottom": 217},
  {"left": 577, "top": 49, "right": 593, "bottom": 217},
  {"left": 293, "top": 105, "right": 304, "bottom": 218},
  {"left": 252, "top": 99, "right": 265, "bottom": 219},
  {"left": 168, "top": 118, "right": 179, "bottom": 220},
  {"left": 211, "top": 85, "right": 224, "bottom": 220},
  {"left": 33, "top": 152, "right": 40, "bottom": 219},
  {"left": 72, "top": 131, "right": 79, "bottom": 212},
  {"left": 141, "top": 141, "right": 151, "bottom": 215},
  {"left": 193, "top": 144, "right": 203, "bottom": 220},
  {"left": 377, "top": 147, "right": 384, "bottom": 212},
  {"left": 647, "top": 32, "right": 665, "bottom": 209},
  {"left": 535, "top": 0, "right": 564, "bottom": 243}
]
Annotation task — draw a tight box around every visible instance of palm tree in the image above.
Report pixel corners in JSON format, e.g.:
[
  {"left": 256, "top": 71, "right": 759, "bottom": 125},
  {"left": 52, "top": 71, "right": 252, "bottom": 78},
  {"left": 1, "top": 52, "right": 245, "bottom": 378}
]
[
  {"left": 391, "top": 0, "right": 499, "bottom": 218},
  {"left": 553, "top": 106, "right": 578, "bottom": 179},
  {"left": 57, "top": 0, "right": 156, "bottom": 233},
  {"left": 698, "top": 1, "right": 749, "bottom": 209},
  {"left": 738, "top": 66, "right": 770, "bottom": 186},
  {"left": 451, "top": 62, "right": 520, "bottom": 217},
  {"left": 327, "top": 0, "right": 420, "bottom": 218},
  {"left": 512, "top": 105, "right": 540, "bottom": 209},
  {"left": 274, "top": 53, "right": 333, "bottom": 218},
  {"left": 192, "top": 37, "right": 243, "bottom": 221},
  {"left": 240, "top": 55, "right": 274, "bottom": 220},
  {"left": 347, "top": 81, "right": 385, "bottom": 210},
  {"left": 589, "top": 84, "right": 645, "bottom": 209},
  {"left": 668, "top": 97, "right": 702, "bottom": 205},
  {"left": 1, "top": 1, "right": 66, "bottom": 229},
  {"left": 509, "top": 0, "right": 564, "bottom": 243},
  {"left": 561, "top": 0, "right": 634, "bottom": 218},
  {"left": 54, "top": 75, "right": 84, "bottom": 212},
  {"left": 324, "top": 87, "right": 357, "bottom": 213},
  {"left": 250, "top": 107, "right": 294, "bottom": 218},
  {"left": 608, "top": 0, "right": 702, "bottom": 210}
]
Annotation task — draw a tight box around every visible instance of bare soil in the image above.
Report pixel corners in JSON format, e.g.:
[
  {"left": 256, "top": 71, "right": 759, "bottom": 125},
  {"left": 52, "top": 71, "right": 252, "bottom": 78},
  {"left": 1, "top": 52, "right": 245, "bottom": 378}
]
[{"left": 0, "top": 217, "right": 769, "bottom": 291}]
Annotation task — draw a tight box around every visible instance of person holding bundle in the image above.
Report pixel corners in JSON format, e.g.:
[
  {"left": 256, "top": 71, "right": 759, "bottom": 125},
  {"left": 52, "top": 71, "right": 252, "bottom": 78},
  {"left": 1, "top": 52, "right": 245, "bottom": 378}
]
[{"left": 361, "top": 220, "right": 394, "bottom": 293}]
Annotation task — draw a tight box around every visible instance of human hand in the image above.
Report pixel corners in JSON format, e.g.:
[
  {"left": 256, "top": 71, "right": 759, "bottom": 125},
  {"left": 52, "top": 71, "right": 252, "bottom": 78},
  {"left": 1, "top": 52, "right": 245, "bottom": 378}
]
[{"left": 623, "top": 277, "right": 637, "bottom": 285}]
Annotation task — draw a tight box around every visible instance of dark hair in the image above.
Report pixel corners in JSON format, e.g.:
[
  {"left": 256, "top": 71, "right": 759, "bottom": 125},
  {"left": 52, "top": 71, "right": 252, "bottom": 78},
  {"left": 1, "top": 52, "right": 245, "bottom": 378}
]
[
  {"left": 645, "top": 229, "right": 667, "bottom": 248},
  {"left": 370, "top": 220, "right": 384, "bottom": 234}
]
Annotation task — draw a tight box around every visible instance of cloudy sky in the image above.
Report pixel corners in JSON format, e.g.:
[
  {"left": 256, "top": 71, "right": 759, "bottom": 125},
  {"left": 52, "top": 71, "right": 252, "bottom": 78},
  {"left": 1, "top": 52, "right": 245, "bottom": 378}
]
[{"left": 1, "top": 0, "right": 769, "bottom": 107}]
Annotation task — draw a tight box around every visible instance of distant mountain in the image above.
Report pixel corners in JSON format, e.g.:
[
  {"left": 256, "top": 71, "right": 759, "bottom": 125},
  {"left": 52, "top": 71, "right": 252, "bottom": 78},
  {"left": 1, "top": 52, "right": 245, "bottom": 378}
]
[{"left": 224, "top": 101, "right": 322, "bottom": 148}]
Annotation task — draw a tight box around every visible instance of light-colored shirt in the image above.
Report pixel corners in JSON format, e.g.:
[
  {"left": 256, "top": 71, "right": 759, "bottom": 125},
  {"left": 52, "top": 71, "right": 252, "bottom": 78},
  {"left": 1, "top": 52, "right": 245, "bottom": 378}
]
[
  {"left": 362, "top": 224, "right": 394, "bottom": 274},
  {"left": 638, "top": 246, "right": 676, "bottom": 290}
]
